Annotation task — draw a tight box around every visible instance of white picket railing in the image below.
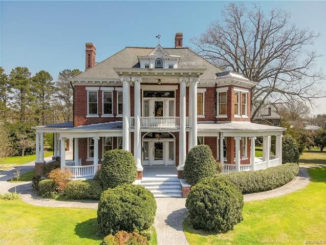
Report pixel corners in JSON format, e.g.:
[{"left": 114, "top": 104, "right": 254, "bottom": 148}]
[
  {"left": 65, "top": 165, "right": 97, "bottom": 179},
  {"left": 222, "top": 157, "right": 282, "bottom": 173},
  {"left": 130, "top": 117, "right": 189, "bottom": 129}
]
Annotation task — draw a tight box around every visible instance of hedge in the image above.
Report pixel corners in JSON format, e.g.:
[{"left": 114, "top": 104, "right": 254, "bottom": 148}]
[
  {"left": 63, "top": 180, "right": 102, "bottom": 200},
  {"left": 186, "top": 177, "right": 243, "bottom": 232},
  {"left": 219, "top": 163, "right": 299, "bottom": 194},
  {"left": 100, "top": 149, "right": 137, "bottom": 189},
  {"left": 38, "top": 179, "right": 56, "bottom": 197},
  {"left": 97, "top": 184, "right": 156, "bottom": 235},
  {"left": 184, "top": 145, "right": 217, "bottom": 185}
]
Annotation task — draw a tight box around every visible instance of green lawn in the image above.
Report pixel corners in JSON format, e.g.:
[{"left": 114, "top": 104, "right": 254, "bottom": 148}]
[
  {"left": 0, "top": 151, "right": 53, "bottom": 166},
  {"left": 184, "top": 167, "right": 326, "bottom": 244},
  {"left": 9, "top": 170, "right": 36, "bottom": 182},
  {"left": 255, "top": 146, "right": 263, "bottom": 157},
  {"left": 0, "top": 199, "right": 157, "bottom": 244},
  {"left": 299, "top": 150, "right": 326, "bottom": 165}
]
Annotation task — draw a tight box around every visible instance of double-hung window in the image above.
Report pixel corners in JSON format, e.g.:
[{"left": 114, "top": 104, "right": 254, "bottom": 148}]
[
  {"left": 197, "top": 136, "right": 205, "bottom": 145},
  {"left": 241, "top": 137, "right": 248, "bottom": 159},
  {"left": 87, "top": 87, "right": 99, "bottom": 117},
  {"left": 116, "top": 89, "right": 123, "bottom": 116},
  {"left": 103, "top": 137, "right": 113, "bottom": 154},
  {"left": 241, "top": 93, "right": 248, "bottom": 116},
  {"left": 234, "top": 88, "right": 249, "bottom": 118},
  {"left": 234, "top": 91, "right": 241, "bottom": 116},
  {"left": 102, "top": 88, "right": 113, "bottom": 116},
  {"left": 197, "top": 89, "right": 206, "bottom": 117},
  {"left": 87, "top": 138, "right": 94, "bottom": 159},
  {"left": 216, "top": 88, "right": 228, "bottom": 118},
  {"left": 117, "top": 137, "right": 123, "bottom": 149}
]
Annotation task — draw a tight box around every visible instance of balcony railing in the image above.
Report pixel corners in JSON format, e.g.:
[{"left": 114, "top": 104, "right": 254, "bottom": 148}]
[
  {"left": 65, "top": 165, "right": 97, "bottom": 179},
  {"left": 130, "top": 117, "right": 189, "bottom": 129}
]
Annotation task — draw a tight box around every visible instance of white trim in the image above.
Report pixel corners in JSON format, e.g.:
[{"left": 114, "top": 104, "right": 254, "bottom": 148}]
[
  {"left": 197, "top": 88, "right": 206, "bottom": 93},
  {"left": 241, "top": 92, "right": 248, "bottom": 117},
  {"left": 115, "top": 87, "right": 123, "bottom": 92},
  {"left": 141, "top": 85, "right": 178, "bottom": 91},
  {"left": 102, "top": 90, "right": 114, "bottom": 117},
  {"left": 86, "top": 87, "right": 99, "bottom": 91},
  {"left": 216, "top": 87, "right": 229, "bottom": 93},
  {"left": 234, "top": 87, "right": 249, "bottom": 93},
  {"left": 100, "top": 87, "right": 114, "bottom": 91},
  {"left": 87, "top": 90, "right": 98, "bottom": 117}
]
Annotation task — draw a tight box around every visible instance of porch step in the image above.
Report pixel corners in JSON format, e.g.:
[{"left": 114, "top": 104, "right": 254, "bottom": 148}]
[{"left": 141, "top": 177, "right": 182, "bottom": 198}]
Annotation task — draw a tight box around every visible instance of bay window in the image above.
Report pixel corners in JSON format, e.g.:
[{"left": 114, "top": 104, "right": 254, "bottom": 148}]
[
  {"left": 241, "top": 93, "right": 248, "bottom": 116},
  {"left": 216, "top": 88, "right": 228, "bottom": 117},
  {"left": 234, "top": 91, "right": 240, "bottom": 116}
]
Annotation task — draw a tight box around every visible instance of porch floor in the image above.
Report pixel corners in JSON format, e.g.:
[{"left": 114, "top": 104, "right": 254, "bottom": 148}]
[{"left": 142, "top": 165, "right": 177, "bottom": 179}]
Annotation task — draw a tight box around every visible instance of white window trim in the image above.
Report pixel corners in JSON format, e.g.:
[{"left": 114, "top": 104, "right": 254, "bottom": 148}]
[
  {"left": 87, "top": 90, "right": 99, "bottom": 118},
  {"left": 234, "top": 91, "right": 241, "bottom": 117},
  {"left": 102, "top": 89, "right": 114, "bottom": 117},
  {"left": 241, "top": 92, "right": 248, "bottom": 117},
  {"left": 116, "top": 88, "right": 123, "bottom": 117},
  {"left": 87, "top": 138, "right": 94, "bottom": 161},
  {"left": 102, "top": 137, "right": 114, "bottom": 160},
  {"left": 216, "top": 87, "right": 228, "bottom": 118},
  {"left": 197, "top": 90, "right": 205, "bottom": 118}
]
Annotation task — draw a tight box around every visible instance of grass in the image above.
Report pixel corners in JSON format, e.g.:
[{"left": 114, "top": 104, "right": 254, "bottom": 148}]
[
  {"left": 0, "top": 151, "right": 53, "bottom": 166},
  {"left": 0, "top": 199, "right": 157, "bottom": 245},
  {"left": 9, "top": 170, "right": 36, "bottom": 182},
  {"left": 184, "top": 167, "right": 326, "bottom": 244},
  {"left": 299, "top": 150, "right": 326, "bottom": 165},
  {"left": 255, "top": 146, "right": 263, "bottom": 157}
]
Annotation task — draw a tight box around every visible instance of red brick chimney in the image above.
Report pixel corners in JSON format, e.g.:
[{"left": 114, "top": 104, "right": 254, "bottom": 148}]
[
  {"left": 85, "top": 42, "right": 96, "bottom": 70},
  {"left": 175, "top": 33, "right": 183, "bottom": 48}
]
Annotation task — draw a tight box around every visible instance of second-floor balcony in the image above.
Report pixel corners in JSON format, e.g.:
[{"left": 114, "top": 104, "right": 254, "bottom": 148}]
[{"left": 130, "top": 117, "right": 189, "bottom": 129}]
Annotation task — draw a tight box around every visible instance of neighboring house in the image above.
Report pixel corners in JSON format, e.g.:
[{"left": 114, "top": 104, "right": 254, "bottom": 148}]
[
  {"left": 253, "top": 104, "right": 282, "bottom": 126},
  {"left": 35, "top": 33, "right": 285, "bottom": 180}
]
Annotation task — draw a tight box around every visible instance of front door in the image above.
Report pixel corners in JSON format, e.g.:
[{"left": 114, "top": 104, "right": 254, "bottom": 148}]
[
  {"left": 154, "top": 142, "right": 163, "bottom": 161},
  {"left": 154, "top": 101, "right": 164, "bottom": 117}
]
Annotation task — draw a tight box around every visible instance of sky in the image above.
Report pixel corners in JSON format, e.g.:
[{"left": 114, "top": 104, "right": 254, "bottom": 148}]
[{"left": 1, "top": 1, "right": 326, "bottom": 114}]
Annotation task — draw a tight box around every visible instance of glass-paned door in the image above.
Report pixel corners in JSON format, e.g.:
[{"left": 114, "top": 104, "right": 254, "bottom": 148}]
[
  {"left": 155, "top": 101, "right": 164, "bottom": 117},
  {"left": 154, "top": 142, "right": 163, "bottom": 160}
]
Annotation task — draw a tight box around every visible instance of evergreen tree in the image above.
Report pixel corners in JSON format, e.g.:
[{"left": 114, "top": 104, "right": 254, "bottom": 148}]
[{"left": 0, "top": 67, "right": 10, "bottom": 120}]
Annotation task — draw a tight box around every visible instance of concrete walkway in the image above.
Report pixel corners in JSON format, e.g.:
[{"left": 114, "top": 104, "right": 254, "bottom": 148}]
[{"left": 0, "top": 164, "right": 312, "bottom": 245}]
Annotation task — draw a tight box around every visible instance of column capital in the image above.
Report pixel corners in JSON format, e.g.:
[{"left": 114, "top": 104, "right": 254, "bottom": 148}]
[
  {"left": 250, "top": 136, "right": 257, "bottom": 140},
  {"left": 93, "top": 136, "right": 100, "bottom": 141},
  {"left": 131, "top": 76, "right": 142, "bottom": 84},
  {"left": 234, "top": 136, "right": 242, "bottom": 141}
]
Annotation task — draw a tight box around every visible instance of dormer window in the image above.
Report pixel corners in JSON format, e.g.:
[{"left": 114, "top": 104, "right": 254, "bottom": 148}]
[{"left": 155, "top": 58, "right": 163, "bottom": 68}]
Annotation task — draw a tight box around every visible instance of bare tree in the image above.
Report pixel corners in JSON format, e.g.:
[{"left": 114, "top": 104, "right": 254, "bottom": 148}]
[{"left": 194, "top": 3, "right": 323, "bottom": 119}]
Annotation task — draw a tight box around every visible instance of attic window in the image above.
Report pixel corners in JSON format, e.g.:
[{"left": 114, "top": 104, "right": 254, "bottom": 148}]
[{"left": 155, "top": 58, "right": 163, "bottom": 68}]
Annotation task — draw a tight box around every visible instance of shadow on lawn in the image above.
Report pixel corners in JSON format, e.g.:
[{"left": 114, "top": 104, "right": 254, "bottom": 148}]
[
  {"left": 75, "top": 218, "right": 103, "bottom": 241},
  {"left": 307, "top": 167, "right": 326, "bottom": 183}
]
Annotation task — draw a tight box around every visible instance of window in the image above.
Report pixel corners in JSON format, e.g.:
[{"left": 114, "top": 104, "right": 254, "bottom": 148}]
[
  {"left": 234, "top": 91, "right": 240, "bottom": 116},
  {"left": 197, "top": 92, "right": 205, "bottom": 117},
  {"left": 241, "top": 137, "right": 248, "bottom": 159},
  {"left": 103, "top": 137, "right": 113, "bottom": 153},
  {"left": 117, "top": 91, "right": 123, "bottom": 115},
  {"left": 87, "top": 91, "right": 98, "bottom": 116},
  {"left": 241, "top": 93, "right": 247, "bottom": 116},
  {"left": 155, "top": 58, "right": 163, "bottom": 68},
  {"left": 145, "top": 64, "right": 149, "bottom": 68},
  {"left": 117, "top": 137, "right": 123, "bottom": 149},
  {"left": 168, "top": 64, "right": 174, "bottom": 69},
  {"left": 88, "top": 138, "right": 94, "bottom": 159},
  {"left": 197, "top": 136, "right": 204, "bottom": 145},
  {"left": 103, "top": 91, "right": 113, "bottom": 115},
  {"left": 217, "top": 89, "right": 228, "bottom": 117}
]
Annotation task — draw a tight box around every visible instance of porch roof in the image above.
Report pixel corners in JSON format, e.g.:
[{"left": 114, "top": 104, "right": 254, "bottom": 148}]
[{"left": 198, "top": 122, "right": 285, "bottom": 136}]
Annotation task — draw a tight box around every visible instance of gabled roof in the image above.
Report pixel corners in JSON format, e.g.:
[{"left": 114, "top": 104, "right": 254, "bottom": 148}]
[{"left": 73, "top": 47, "right": 222, "bottom": 84}]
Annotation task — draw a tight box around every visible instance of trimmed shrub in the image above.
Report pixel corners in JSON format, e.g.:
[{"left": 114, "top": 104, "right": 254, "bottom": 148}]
[
  {"left": 63, "top": 180, "right": 102, "bottom": 200},
  {"left": 184, "top": 145, "right": 217, "bottom": 185},
  {"left": 218, "top": 163, "right": 299, "bottom": 194},
  {"left": 0, "top": 193, "right": 20, "bottom": 200},
  {"left": 38, "top": 179, "right": 56, "bottom": 197},
  {"left": 186, "top": 177, "right": 243, "bottom": 232},
  {"left": 102, "top": 231, "right": 147, "bottom": 245},
  {"left": 43, "top": 160, "right": 60, "bottom": 177},
  {"left": 48, "top": 168, "right": 72, "bottom": 191},
  {"left": 282, "top": 135, "right": 300, "bottom": 163},
  {"left": 97, "top": 184, "right": 156, "bottom": 235},
  {"left": 100, "top": 149, "right": 137, "bottom": 189}
]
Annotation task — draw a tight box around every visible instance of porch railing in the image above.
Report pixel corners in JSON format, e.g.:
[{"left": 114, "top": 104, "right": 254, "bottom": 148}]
[
  {"left": 65, "top": 165, "right": 97, "bottom": 179},
  {"left": 222, "top": 157, "right": 281, "bottom": 173},
  {"left": 130, "top": 117, "right": 189, "bottom": 129}
]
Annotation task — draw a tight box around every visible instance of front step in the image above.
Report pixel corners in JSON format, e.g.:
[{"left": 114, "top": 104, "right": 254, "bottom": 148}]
[{"left": 141, "top": 177, "right": 182, "bottom": 198}]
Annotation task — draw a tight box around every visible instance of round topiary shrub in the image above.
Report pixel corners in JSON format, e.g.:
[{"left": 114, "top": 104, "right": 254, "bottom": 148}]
[
  {"left": 186, "top": 177, "right": 243, "bottom": 232},
  {"left": 184, "top": 145, "right": 217, "bottom": 185},
  {"left": 63, "top": 180, "right": 102, "bottom": 200},
  {"left": 97, "top": 184, "right": 156, "bottom": 235},
  {"left": 282, "top": 135, "right": 300, "bottom": 163},
  {"left": 38, "top": 179, "right": 56, "bottom": 197},
  {"left": 100, "top": 149, "right": 137, "bottom": 189}
]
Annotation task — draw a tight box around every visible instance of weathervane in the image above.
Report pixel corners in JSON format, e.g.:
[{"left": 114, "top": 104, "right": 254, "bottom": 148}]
[{"left": 155, "top": 34, "right": 161, "bottom": 44}]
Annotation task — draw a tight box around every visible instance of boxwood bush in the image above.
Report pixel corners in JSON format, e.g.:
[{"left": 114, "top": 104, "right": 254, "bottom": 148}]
[
  {"left": 63, "top": 180, "right": 102, "bottom": 200},
  {"left": 282, "top": 135, "right": 300, "bottom": 163},
  {"left": 186, "top": 177, "right": 243, "bottom": 232},
  {"left": 184, "top": 145, "right": 217, "bottom": 185},
  {"left": 97, "top": 184, "right": 156, "bottom": 235},
  {"left": 100, "top": 149, "right": 137, "bottom": 189},
  {"left": 38, "top": 179, "right": 56, "bottom": 197},
  {"left": 219, "top": 163, "right": 299, "bottom": 194}
]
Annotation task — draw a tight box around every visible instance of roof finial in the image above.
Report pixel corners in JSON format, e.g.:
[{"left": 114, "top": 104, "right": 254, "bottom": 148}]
[{"left": 155, "top": 34, "right": 161, "bottom": 45}]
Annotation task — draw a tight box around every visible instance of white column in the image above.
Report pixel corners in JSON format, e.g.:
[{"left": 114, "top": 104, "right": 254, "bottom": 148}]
[
  {"left": 189, "top": 79, "right": 198, "bottom": 150},
  {"left": 220, "top": 135, "right": 224, "bottom": 172},
  {"left": 178, "top": 79, "right": 187, "bottom": 170},
  {"left": 60, "top": 137, "right": 66, "bottom": 170},
  {"left": 40, "top": 132, "right": 44, "bottom": 162},
  {"left": 74, "top": 138, "right": 79, "bottom": 165},
  {"left": 235, "top": 137, "right": 241, "bottom": 172},
  {"left": 122, "top": 79, "right": 130, "bottom": 151},
  {"left": 35, "top": 132, "right": 40, "bottom": 162},
  {"left": 53, "top": 133, "right": 56, "bottom": 159},
  {"left": 93, "top": 136, "right": 99, "bottom": 172},
  {"left": 163, "top": 141, "right": 169, "bottom": 165},
  {"left": 263, "top": 136, "right": 271, "bottom": 167},
  {"left": 133, "top": 78, "right": 143, "bottom": 171},
  {"left": 250, "top": 137, "right": 256, "bottom": 170},
  {"left": 276, "top": 135, "right": 283, "bottom": 164}
]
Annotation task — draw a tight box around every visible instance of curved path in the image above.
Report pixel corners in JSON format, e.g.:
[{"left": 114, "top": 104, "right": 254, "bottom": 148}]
[{"left": 0, "top": 163, "right": 311, "bottom": 245}]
